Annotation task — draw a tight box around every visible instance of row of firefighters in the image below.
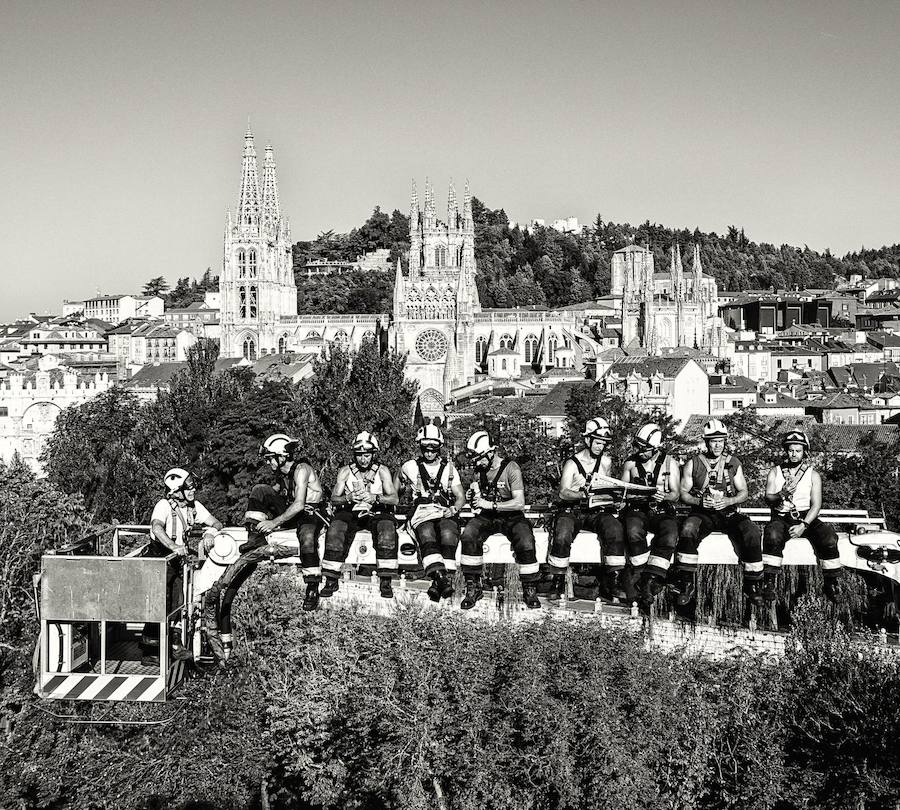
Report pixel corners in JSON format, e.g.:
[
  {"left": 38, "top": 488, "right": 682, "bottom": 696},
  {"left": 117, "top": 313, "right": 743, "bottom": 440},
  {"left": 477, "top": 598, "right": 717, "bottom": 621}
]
[{"left": 149, "top": 419, "right": 841, "bottom": 662}]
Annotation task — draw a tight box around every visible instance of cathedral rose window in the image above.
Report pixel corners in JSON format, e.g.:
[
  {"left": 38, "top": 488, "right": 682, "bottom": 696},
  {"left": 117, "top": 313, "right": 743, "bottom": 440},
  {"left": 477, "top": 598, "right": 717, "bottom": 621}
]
[{"left": 415, "top": 329, "right": 448, "bottom": 362}]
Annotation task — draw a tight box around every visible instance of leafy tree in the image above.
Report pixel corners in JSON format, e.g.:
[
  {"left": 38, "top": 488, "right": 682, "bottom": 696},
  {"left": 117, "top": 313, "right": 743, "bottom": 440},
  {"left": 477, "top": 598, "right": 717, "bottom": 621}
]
[{"left": 142, "top": 276, "right": 169, "bottom": 297}]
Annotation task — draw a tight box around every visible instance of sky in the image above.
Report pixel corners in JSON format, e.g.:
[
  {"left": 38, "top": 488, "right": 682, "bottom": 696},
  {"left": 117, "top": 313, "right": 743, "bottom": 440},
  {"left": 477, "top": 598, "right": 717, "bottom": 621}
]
[{"left": 1, "top": 0, "right": 898, "bottom": 320}]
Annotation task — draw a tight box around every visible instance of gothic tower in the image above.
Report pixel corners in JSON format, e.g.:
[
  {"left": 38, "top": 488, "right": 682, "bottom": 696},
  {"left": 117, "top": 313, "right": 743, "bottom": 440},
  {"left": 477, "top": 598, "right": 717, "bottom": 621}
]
[
  {"left": 220, "top": 126, "right": 296, "bottom": 359},
  {"left": 390, "top": 178, "right": 480, "bottom": 416}
]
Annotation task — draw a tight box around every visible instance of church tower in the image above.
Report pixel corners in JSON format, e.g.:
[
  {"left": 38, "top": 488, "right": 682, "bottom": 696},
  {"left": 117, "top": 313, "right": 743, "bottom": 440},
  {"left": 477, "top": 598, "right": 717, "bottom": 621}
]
[
  {"left": 220, "top": 126, "right": 296, "bottom": 359},
  {"left": 391, "top": 178, "right": 480, "bottom": 418}
]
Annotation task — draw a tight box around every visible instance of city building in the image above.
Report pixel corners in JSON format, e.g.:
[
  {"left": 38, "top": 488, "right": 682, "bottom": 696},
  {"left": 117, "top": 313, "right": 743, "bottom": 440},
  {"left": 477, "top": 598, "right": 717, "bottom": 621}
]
[
  {"left": 720, "top": 295, "right": 831, "bottom": 333},
  {"left": 601, "top": 357, "right": 709, "bottom": 429},
  {"left": 163, "top": 302, "right": 220, "bottom": 338},
  {"left": 0, "top": 357, "right": 113, "bottom": 472},
  {"left": 64, "top": 294, "right": 164, "bottom": 323}
]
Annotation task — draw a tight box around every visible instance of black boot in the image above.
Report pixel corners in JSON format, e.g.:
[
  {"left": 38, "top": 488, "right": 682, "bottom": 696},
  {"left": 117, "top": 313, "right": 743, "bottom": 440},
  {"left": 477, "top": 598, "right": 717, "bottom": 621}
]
[
  {"left": 522, "top": 582, "right": 541, "bottom": 609},
  {"left": 302, "top": 581, "right": 320, "bottom": 611},
  {"left": 743, "top": 578, "right": 765, "bottom": 607},
  {"left": 638, "top": 572, "right": 663, "bottom": 609},
  {"left": 547, "top": 574, "right": 566, "bottom": 603},
  {"left": 320, "top": 578, "right": 339, "bottom": 598},
  {"left": 380, "top": 576, "right": 394, "bottom": 599},
  {"left": 761, "top": 573, "right": 777, "bottom": 603},
  {"left": 672, "top": 572, "right": 696, "bottom": 606},
  {"left": 460, "top": 576, "right": 483, "bottom": 610},
  {"left": 427, "top": 570, "right": 453, "bottom": 602},
  {"left": 823, "top": 576, "right": 843, "bottom": 603}
]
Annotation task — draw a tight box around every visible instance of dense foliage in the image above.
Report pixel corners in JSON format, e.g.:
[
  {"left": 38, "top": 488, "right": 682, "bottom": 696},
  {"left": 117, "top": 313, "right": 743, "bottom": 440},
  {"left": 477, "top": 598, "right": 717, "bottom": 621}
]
[
  {"left": 290, "top": 200, "right": 900, "bottom": 314},
  {"left": 3, "top": 577, "right": 900, "bottom": 809},
  {"left": 141, "top": 270, "right": 219, "bottom": 309}
]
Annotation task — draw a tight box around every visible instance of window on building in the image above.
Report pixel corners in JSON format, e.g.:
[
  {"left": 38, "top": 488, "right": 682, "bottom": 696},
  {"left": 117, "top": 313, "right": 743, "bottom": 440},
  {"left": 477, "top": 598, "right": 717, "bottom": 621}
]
[
  {"left": 524, "top": 335, "right": 538, "bottom": 364},
  {"left": 499, "top": 334, "right": 513, "bottom": 350},
  {"left": 435, "top": 245, "right": 447, "bottom": 268},
  {"left": 239, "top": 286, "right": 247, "bottom": 318},
  {"left": 501, "top": 358, "right": 507, "bottom": 371},
  {"left": 654, "top": 383, "right": 661, "bottom": 395},
  {"left": 0, "top": 407, "right": 7, "bottom": 417},
  {"left": 548, "top": 335, "right": 558, "bottom": 364},
  {"left": 237, "top": 249, "right": 246, "bottom": 278},
  {"left": 248, "top": 286, "right": 257, "bottom": 319},
  {"left": 333, "top": 329, "right": 349, "bottom": 348},
  {"left": 713, "top": 400, "right": 724, "bottom": 411},
  {"left": 242, "top": 336, "right": 256, "bottom": 361},
  {"left": 278, "top": 335, "right": 288, "bottom": 354},
  {"left": 475, "top": 336, "right": 487, "bottom": 364},
  {"left": 248, "top": 249, "right": 257, "bottom": 277},
  {"left": 732, "top": 400, "right": 744, "bottom": 409}
]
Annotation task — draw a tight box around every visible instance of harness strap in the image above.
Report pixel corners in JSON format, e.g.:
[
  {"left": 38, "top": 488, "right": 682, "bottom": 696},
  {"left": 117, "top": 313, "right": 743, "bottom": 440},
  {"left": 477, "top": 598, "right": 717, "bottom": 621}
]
[{"left": 479, "top": 458, "right": 512, "bottom": 500}]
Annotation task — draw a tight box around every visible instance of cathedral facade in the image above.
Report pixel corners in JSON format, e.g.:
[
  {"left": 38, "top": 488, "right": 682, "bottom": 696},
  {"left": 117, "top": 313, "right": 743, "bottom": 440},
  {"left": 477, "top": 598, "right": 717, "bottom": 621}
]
[
  {"left": 219, "top": 130, "right": 585, "bottom": 420},
  {"left": 612, "top": 243, "right": 723, "bottom": 352}
]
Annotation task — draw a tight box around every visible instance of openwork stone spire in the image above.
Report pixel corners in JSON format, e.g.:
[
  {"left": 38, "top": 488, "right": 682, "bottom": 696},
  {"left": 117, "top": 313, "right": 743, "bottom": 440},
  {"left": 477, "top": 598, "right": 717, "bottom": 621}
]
[
  {"left": 462, "top": 179, "right": 473, "bottom": 231},
  {"left": 237, "top": 124, "right": 261, "bottom": 229},
  {"left": 261, "top": 143, "right": 281, "bottom": 232},
  {"left": 447, "top": 179, "right": 457, "bottom": 229}
]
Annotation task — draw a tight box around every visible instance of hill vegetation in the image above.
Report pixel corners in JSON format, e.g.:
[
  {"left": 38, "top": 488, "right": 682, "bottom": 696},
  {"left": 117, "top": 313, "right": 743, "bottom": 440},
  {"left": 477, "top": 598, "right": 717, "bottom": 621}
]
[{"left": 290, "top": 201, "right": 900, "bottom": 313}]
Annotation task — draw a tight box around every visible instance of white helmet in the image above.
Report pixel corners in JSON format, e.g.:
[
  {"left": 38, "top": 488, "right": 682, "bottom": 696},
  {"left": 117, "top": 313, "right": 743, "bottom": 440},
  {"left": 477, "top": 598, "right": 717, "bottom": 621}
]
[
  {"left": 466, "top": 430, "right": 495, "bottom": 458},
  {"left": 164, "top": 467, "right": 194, "bottom": 494},
  {"left": 353, "top": 431, "right": 380, "bottom": 453},
  {"left": 261, "top": 433, "right": 297, "bottom": 459},
  {"left": 703, "top": 419, "right": 728, "bottom": 441},
  {"left": 782, "top": 429, "right": 810, "bottom": 449},
  {"left": 416, "top": 424, "right": 444, "bottom": 448},
  {"left": 207, "top": 531, "right": 241, "bottom": 566},
  {"left": 583, "top": 417, "right": 611, "bottom": 442},
  {"left": 635, "top": 423, "right": 663, "bottom": 449}
]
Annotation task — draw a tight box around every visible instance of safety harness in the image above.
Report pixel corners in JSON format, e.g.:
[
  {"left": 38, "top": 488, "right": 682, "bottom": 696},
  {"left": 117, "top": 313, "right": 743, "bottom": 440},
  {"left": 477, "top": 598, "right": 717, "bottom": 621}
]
[
  {"left": 413, "top": 459, "right": 454, "bottom": 507},
  {"left": 479, "top": 458, "right": 512, "bottom": 503}
]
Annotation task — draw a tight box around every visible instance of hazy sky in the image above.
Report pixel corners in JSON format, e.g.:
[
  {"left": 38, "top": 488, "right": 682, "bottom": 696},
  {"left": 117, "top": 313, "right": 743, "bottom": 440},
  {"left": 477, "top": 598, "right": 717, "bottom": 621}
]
[{"left": 1, "top": 0, "right": 898, "bottom": 320}]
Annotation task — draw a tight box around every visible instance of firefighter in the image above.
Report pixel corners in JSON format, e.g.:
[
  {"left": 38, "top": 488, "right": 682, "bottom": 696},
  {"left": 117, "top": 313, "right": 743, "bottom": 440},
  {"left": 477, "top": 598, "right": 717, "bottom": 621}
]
[
  {"left": 674, "top": 419, "right": 765, "bottom": 606},
  {"left": 204, "top": 434, "right": 327, "bottom": 660},
  {"left": 620, "top": 423, "right": 681, "bottom": 608},
  {"left": 321, "top": 431, "right": 399, "bottom": 599},
  {"left": 459, "top": 430, "right": 541, "bottom": 609},
  {"left": 762, "top": 429, "right": 843, "bottom": 602},
  {"left": 396, "top": 424, "right": 466, "bottom": 602},
  {"left": 546, "top": 418, "right": 628, "bottom": 602},
  {"left": 147, "top": 468, "right": 222, "bottom": 663}
]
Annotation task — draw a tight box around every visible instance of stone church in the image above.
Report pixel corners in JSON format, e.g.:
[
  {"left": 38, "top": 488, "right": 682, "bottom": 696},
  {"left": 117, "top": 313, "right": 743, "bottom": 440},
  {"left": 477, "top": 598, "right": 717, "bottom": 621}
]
[
  {"left": 219, "top": 129, "right": 585, "bottom": 420},
  {"left": 219, "top": 128, "right": 722, "bottom": 420}
]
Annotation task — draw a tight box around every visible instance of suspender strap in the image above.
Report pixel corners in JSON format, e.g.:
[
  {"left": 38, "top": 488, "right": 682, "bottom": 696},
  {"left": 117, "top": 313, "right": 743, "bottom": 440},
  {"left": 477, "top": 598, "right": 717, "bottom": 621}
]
[
  {"left": 415, "top": 459, "right": 449, "bottom": 502},
  {"left": 480, "top": 459, "right": 511, "bottom": 500}
]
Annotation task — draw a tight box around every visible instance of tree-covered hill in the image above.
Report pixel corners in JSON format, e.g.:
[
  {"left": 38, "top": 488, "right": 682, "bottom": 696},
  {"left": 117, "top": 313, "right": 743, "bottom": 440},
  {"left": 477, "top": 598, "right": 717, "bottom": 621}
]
[{"left": 291, "top": 201, "right": 900, "bottom": 313}]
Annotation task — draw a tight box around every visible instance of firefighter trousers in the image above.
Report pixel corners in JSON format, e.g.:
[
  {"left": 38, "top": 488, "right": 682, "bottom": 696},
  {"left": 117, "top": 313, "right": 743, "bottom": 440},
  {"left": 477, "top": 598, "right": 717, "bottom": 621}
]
[
  {"left": 322, "top": 509, "right": 398, "bottom": 581},
  {"left": 676, "top": 509, "right": 763, "bottom": 580},
  {"left": 763, "top": 511, "right": 841, "bottom": 578},
  {"left": 547, "top": 507, "right": 625, "bottom": 572},
  {"left": 621, "top": 507, "right": 680, "bottom": 579},
  {"left": 412, "top": 517, "right": 460, "bottom": 575},
  {"left": 460, "top": 511, "right": 539, "bottom": 582}
]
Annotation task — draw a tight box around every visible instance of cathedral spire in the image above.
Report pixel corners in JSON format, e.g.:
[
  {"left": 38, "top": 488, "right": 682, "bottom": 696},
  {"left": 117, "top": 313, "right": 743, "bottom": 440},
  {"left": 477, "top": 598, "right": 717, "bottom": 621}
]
[
  {"left": 424, "top": 177, "right": 435, "bottom": 227},
  {"left": 462, "top": 179, "right": 472, "bottom": 231},
  {"left": 447, "top": 179, "right": 457, "bottom": 230},
  {"left": 674, "top": 243, "right": 684, "bottom": 300},
  {"left": 237, "top": 125, "right": 261, "bottom": 229},
  {"left": 409, "top": 178, "right": 419, "bottom": 225},
  {"left": 261, "top": 143, "right": 281, "bottom": 232}
]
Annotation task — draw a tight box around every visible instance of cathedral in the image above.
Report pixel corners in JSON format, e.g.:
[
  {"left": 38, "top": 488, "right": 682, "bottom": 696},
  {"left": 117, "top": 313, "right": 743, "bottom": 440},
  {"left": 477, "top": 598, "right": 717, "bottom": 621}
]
[
  {"left": 219, "top": 129, "right": 583, "bottom": 420},
  {"left": 613, "top": 243, "right": 723, "bottom": 353},
  {"left": 219, "top": 128, "right": 722, "bottom": 420}
]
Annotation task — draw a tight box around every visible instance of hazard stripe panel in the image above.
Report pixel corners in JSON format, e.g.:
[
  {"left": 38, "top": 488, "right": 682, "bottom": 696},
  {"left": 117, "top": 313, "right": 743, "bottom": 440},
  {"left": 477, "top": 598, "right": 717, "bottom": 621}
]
[{"left": 41, "top": 673, "right": 166, "bottom": 702}]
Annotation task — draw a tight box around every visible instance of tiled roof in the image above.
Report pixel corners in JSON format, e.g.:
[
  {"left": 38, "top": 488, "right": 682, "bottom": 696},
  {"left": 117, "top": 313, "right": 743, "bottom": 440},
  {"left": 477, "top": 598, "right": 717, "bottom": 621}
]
[
  {"left": 450, "top": 396, "right": 540, "bottom": 416},
  {"left": 605, "top": 356, "right": 692, "bottom": 378},
  {"left": 531, "top": 380, "right": 595, "bottom": 417},
  {"left": 123, "top": 362, "right": 186, "bottom": 388},
  {"left": 814, "top": 424, "right": 900, "bottom": 450}
]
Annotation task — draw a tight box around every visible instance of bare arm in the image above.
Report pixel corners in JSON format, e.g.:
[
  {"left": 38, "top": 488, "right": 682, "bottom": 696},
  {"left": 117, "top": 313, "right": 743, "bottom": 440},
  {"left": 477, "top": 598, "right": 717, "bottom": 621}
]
[
  {"left": 763, "top": 468, "right": 781, "bottom": 507},
  {"left": 269, "top": 466, "right": 311, "bottom": 528},
  {"left": 450, "top": 475, "right": 467, "bottom": 512},
  {"left": 331, "top": 467, "right": 350, "bottom": 505},
  {"left": 805, "top": 470, "right": 823, "bottom": 524},
  {"left": 377, "top": 466, "right": 399, "bottom": 506},
  {"left": 661, "top": 457, "right": 681, "bottom": 502},
  {"left": 150, "top": 519, "right": 182, "bottom": 555},
  {"left": 558, "top": 459, "right": 585, "bottom": 502},
  {"left": 726, "top": 467, "right": 749, "bottom": 508},
  {"left": 680, "top": 459, "right": 701, "bottom": 507}
]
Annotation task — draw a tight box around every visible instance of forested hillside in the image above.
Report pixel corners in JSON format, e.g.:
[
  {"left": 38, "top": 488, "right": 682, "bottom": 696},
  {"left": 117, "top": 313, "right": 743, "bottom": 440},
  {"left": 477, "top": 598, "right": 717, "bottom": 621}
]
[{"left": 291, "top": 201, "right": 900, "bottom": 313}]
